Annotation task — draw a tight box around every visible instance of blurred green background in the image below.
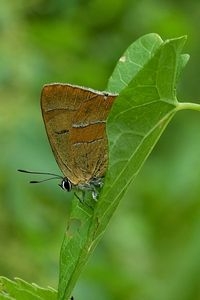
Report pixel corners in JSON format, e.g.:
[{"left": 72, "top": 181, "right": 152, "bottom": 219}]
[{"left": 1, "top": 1, "right": 200, "bottom": 299}]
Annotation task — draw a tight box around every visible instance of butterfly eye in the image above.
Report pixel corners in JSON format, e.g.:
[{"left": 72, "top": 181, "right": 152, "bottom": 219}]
[{"left": 60, "top": 178, "right": 72, "bottom": 192}]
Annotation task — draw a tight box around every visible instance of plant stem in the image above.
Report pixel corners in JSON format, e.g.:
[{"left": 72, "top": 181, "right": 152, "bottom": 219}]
[{"left": 177, "top": 102, "right": 200, "bottom": 112}]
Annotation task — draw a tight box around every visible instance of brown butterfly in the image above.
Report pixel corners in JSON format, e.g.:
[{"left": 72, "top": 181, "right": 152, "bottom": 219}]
[{"left": 19, "top": 84, "right": 117, "bottom": 199}]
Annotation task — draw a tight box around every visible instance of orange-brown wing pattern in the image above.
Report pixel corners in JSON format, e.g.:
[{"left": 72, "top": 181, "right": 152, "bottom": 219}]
[{"left": 41, "top": 84, "right": 116, "bottom": 185}]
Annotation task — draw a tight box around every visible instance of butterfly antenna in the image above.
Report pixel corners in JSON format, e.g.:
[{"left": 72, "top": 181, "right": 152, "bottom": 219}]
[
  {"left": 18, "top": 169, "right": 63, "bottom": 178},
  {"left": 30, "top": 177, "right": 63, "bottom": 184},
  {"left": 17, "top": 169, "right": 63, "bottom": 184}
]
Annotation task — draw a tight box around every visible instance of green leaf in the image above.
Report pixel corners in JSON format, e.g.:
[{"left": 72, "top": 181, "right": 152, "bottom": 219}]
[
  {"left": 94, "top": 36, "right": 187, "bottom": 234},
  {"left": 107, "top": 33, "right": 163, "bottom": 93},
  {"left": 0, "top": 277, "right": 57, "bottom": 300},
  {"left": 58, "top": 34, "right": 188, "bottom": 299}
]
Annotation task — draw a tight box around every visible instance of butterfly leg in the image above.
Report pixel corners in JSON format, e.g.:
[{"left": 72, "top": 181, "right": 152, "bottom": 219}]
[{"left": 74, "top": 191, "right": 85, "bottom": 203}]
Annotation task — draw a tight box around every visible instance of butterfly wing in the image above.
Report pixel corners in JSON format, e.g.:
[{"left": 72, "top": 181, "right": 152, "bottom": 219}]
[{"left": 41, "top": 84, "right": 116, "bottom": 185}]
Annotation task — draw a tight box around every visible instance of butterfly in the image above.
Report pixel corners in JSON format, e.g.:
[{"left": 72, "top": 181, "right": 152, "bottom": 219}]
[{"left": 19, "top": 84, "right": 117, "bottom": 200}]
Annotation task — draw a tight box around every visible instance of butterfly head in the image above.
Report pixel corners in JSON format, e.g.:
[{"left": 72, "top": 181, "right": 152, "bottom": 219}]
[{"left": 18, "top": 169, "right": 103, "bottom": 201}]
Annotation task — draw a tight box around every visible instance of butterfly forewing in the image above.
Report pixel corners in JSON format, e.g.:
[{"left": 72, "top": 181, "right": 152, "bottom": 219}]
[{"left": 41, "top": 83, "right": 116, "bottom": 186}]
